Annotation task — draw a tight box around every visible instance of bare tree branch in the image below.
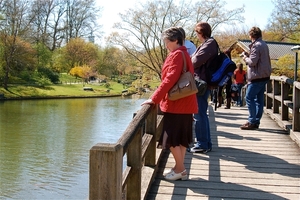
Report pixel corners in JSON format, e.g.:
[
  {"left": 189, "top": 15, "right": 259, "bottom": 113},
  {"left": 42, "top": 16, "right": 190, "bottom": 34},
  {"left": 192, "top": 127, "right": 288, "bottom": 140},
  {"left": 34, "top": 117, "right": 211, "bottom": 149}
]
[{"left": 107, "top": 0, "right": 244, "bottom": 78}]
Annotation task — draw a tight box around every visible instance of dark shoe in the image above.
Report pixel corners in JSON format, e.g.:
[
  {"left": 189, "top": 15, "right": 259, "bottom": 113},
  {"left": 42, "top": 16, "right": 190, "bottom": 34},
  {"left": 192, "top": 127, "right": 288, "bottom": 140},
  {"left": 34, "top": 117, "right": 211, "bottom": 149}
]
[
  {"left": 226, "top": 98, "right": 231, "bottom": 109},
  {"left": 240, "top": 122, "right": 258, "bottom": 130},
  {"left": 203, "top": 148, "right": 212, "bottom": 153}
]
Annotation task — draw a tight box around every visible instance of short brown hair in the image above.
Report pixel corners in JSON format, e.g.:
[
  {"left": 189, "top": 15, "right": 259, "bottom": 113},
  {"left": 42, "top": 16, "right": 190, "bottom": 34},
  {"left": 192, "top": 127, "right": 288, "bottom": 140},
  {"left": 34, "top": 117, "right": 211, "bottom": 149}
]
[
  {"left": 194, "top": 22, "right": 212, "bottom": 38},
  {"left": 161, "top": 27, "right": 184, "bottom": 46},
  {"left": 177, "top": 27, "right": 186, "bottom": 39},
  {"left": 249, "top": 27, "right": 262, "bottom": 39}
]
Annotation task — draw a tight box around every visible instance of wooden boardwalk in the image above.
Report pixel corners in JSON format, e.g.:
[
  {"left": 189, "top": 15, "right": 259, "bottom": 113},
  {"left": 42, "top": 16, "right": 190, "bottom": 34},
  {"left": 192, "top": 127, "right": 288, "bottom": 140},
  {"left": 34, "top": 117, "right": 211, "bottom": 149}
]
[{"left": 146, "top": 105, "right": 300, "bottom": 200}]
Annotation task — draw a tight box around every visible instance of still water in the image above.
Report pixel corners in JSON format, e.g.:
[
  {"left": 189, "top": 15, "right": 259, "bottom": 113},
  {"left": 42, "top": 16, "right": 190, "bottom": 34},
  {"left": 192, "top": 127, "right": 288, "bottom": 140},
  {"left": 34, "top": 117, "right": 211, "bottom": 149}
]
[{"left": 0, "top": 96, "right": 147, "bottom": 199}]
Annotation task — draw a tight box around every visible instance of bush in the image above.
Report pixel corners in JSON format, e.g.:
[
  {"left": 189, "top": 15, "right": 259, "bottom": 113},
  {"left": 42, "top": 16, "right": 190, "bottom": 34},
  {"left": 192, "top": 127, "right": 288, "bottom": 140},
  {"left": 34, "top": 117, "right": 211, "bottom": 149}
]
[
  {"left": 37, "top": 77, "right": 52, "bottom": 86},
  {"left": 104, "top": 83, "right": 110, "bottom": 88},
  {"left": 38, "top": 67, "right": 60, "bottom": 83}
]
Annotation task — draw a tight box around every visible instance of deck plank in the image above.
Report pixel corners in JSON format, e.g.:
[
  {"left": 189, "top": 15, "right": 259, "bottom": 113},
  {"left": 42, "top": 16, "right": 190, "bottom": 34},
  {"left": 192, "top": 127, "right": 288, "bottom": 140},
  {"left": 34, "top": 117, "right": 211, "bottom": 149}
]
[{"left": 146, "top": 105, "right": 300, "bottom": 200}]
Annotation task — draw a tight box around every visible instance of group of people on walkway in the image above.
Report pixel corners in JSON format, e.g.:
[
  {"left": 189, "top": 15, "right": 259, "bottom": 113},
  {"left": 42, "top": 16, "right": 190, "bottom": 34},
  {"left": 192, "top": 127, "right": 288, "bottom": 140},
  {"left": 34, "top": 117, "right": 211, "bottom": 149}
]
[
  {"left": 141, "top": 23, "right": 271, "bottom": 181},
  {"left": 217, "top": 62, "right": 246, "bottom": 109}
]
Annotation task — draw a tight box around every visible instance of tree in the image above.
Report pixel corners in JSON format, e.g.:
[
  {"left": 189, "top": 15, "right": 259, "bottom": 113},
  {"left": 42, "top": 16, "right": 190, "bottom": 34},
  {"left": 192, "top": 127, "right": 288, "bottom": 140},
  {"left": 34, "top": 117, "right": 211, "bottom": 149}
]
[
  {"left": 28, "top": 0, "right": 65, "bottom": 51},
  {"left": 272, "top": 54, "right": 299, "bottom": 80},
  {"left": 69, "top": 64, "right": 96, "bottom": 83},
  {"left": 0, "top": 0, "right": 35, "bottom": 89},
  {"left": 267, "top": 0, "right": 300, "bottom": 42},
  {"left": 107, "top": 0, "right": 244, "bottom": 79},
  {"left": 97, "top": 47, "right": 121, "bottom": 78},
  {"left": 28, "top": 0, "right": 102, "bottom": 51},
  {"left": 33, "top": 42, "right": 53, "bottom": 68},
  {"left": 0, "top": 35, "right": 37, "bottom": 85},
  {"left": 64, "top": 0, "right": 102, "bottom": 43},
  {"left": 59, "top": 37, "right": 99, "bottom": 72}
]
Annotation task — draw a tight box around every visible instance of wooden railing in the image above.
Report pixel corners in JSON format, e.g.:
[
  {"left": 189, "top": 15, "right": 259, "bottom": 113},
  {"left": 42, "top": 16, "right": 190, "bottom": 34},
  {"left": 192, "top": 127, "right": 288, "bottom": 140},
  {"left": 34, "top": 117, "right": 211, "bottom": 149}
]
[
  {"left": 89, "top": 104, "right": 164, "bottom": 200},
  {"left": 264, "top": 76, "right": 300, "bottom": 146},
  {"left": 89, "top": 76, "right": 300, "bottom": 200}
]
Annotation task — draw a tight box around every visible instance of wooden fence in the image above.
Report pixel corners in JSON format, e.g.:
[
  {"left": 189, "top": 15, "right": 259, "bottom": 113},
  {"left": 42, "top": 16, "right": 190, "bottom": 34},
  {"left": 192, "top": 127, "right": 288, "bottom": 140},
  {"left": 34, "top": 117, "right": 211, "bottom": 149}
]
[
  {"left": 89, "top": 104, "right": 164, "bottom": 200},
  {"left": 89, "top": 76, "right": 300, "bottom": 200},
  {"left": 264, "top": 76, "right": 300, "bottom": 146}
]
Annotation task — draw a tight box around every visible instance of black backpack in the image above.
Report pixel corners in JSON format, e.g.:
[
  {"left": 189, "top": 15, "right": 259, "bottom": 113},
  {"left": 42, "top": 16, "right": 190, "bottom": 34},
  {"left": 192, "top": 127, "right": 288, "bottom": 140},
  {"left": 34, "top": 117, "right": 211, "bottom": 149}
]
[{"left": 205, "top": 41, "right": 236, "bottom": 87}]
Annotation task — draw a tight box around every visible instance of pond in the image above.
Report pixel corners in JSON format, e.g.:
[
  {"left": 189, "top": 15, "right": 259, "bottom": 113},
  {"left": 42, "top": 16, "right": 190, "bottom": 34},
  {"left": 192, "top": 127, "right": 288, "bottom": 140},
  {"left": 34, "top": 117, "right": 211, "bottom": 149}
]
[{"left": 0, "top": 95, "right": 148, "bottom": 199}]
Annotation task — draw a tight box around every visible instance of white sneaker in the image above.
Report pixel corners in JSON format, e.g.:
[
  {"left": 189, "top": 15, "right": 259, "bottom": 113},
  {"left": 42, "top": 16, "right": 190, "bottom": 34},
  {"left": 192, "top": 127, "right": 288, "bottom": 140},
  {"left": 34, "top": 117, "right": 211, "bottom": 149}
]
[
  {"left": 164, "top": 169, "right": 187, "bottom": 181},
  {"left": 163, "top": 168, "right": 174, "bottom": 176}
]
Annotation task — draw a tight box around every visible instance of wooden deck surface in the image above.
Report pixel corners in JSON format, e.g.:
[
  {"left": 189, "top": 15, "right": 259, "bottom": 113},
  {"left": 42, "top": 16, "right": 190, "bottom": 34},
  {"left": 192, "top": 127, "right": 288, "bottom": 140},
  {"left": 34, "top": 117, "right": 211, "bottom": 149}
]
[{"left": 146, "top": 105, "right": 300, "bottom": 200}]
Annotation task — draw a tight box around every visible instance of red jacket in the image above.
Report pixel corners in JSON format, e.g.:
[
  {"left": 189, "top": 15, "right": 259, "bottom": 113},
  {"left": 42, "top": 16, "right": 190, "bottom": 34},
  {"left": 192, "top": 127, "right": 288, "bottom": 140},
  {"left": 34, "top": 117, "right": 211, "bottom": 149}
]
[{"left": 151, "top": 46, "right": 198, "bottom": 114}]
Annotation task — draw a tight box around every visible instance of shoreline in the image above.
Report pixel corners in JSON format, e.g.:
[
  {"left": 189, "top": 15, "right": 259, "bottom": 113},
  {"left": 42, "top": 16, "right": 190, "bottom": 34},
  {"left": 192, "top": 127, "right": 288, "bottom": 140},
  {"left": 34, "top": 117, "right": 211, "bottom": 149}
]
[{"left": 0, "top": 94, "right": 133, "bottom": 101}]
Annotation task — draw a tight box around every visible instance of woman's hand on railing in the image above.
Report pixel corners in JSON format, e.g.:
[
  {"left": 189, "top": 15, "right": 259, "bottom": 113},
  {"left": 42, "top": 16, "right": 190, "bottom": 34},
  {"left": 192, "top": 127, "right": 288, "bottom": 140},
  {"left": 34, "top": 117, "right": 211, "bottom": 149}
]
[{"left": 141, "top": 99, "right": 154, "bottom": 106}]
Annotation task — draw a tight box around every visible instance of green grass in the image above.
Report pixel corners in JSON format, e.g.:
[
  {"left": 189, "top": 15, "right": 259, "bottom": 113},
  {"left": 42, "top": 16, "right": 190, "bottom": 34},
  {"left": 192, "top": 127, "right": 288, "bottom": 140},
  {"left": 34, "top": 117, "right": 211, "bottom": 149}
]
[
  {"left": 59, "top": 73, "right": 82, "bottom": 83},
  {"left": 0, "top": 81, "right": 126, "bottom": 99},
  {"left": 0, "top": 73, "right": 160, "bottom": 99}
]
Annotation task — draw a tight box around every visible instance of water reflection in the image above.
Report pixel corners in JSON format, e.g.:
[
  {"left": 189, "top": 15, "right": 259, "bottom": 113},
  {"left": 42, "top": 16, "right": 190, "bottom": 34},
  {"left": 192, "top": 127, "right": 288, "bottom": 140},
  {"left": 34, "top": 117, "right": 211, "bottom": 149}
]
[{"left": 0, "top": 96, "right": 147, "bottom": 199}]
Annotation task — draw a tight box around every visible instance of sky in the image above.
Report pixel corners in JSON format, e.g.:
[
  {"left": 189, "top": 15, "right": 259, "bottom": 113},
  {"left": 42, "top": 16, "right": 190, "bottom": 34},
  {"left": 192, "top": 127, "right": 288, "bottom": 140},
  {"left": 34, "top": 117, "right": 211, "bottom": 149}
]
[{"left": 96, "top": 0, "right": 274, "bottom": 44}]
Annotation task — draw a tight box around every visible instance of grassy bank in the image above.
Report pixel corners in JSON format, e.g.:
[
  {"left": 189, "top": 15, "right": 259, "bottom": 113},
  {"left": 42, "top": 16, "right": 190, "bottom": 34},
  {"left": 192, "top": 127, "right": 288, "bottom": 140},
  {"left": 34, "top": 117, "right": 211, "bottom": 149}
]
[
  {"left": 0, "top": 82, "right": 130, "bottom": 99},
  {"left": 0, "top": 73, "right": 160, "bottom": 99}
]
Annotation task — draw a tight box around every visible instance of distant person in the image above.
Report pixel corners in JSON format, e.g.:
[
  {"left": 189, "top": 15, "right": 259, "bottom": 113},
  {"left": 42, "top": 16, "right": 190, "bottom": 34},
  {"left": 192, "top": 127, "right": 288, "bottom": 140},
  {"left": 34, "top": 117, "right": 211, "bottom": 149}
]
[
  {"left": 185, "top": 40, "right": 196, "bottom": 56},
  {"left": 217, "top": 78, "right": 232, "bottom": 109},
  {"left": 233, "top": 62, "right": 246, "bottom": 106},
  {"left": 178, "top": 27, "right": 196, "bottom": 56},
  {"left": 141, "top": 27, "right": 197, "bottom": 180},
  {"left": 188, "top": 22, "right": 218, "bottom": 153},
  {"left": 217, "top": 49, "right": 233, "bottom": 109},
  {"left": 240, "top": 27, "right": 272, "bottom": 130}
]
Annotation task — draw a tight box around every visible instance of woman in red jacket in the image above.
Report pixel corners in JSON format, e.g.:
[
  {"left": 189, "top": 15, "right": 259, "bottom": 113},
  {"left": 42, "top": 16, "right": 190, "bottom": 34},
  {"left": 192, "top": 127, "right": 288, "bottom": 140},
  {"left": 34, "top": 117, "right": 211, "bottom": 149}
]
[{"left": 142, "top": 27, "right": 198, "bottom": 181}]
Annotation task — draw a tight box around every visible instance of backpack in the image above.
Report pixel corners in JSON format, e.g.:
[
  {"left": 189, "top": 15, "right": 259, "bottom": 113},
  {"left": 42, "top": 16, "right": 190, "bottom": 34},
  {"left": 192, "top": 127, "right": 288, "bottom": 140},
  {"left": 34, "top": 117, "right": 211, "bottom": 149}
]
[{"left": 205, "top": 40, "right": 236, "bottom": 87}]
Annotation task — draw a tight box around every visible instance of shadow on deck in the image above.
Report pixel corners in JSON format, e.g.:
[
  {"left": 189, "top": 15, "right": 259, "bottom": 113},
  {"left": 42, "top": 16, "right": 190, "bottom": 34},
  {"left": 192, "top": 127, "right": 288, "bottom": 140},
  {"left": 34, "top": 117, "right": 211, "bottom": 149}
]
[{"left": 146, "top": 105, "right": 300, "bottom": 199}]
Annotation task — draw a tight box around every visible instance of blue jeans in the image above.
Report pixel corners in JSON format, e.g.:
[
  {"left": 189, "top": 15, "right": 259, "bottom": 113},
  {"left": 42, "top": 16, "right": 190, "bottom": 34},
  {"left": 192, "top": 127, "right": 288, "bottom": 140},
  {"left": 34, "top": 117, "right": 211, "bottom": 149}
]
[
  {"left": 245, "top": 80, "right": 268, "bottom": 125},
  {"left": 236, "top": 83, "right": 244, "bottom": 106},
  {"left": 193, "top": 89, "right": 212, "bottom": 149}
]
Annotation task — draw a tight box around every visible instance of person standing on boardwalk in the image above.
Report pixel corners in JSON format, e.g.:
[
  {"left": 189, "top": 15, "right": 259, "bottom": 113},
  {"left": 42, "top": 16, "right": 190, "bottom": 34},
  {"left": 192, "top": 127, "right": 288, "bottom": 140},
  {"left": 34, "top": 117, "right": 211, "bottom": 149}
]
[
  {"left": 240, "top": 27, "right": 272, "bottom": 130},
  {"left": 178, "top": 26, "right": 196, "bottom": 56},
  {"left": 233, "top": 62, "right": 246, "bottom": 106},
  {"left": 188, "top": 22, "right": 218, "bottom": 153},
  {"left": 141, "top": 27, "right": 198, "bottom": 181}
]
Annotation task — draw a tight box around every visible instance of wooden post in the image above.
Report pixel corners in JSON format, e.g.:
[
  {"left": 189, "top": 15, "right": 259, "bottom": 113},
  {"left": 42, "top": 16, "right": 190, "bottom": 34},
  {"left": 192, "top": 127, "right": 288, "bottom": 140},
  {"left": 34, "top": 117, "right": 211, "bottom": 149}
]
[
  {"left": 144, "top": 104, "right": 157, "bottom": 167},
  {"left": 126, "top": 127, "right": 142, "bottom": 199},
  {"left": 281, "top": 81, "right": 290, "bottom": 121},
  {"left": 89, "top": 143, "right": 123, "bottom": 200},
  {"left": 293, "top": 82, "right": 300, "bottom": 131},
  {"left": 273, "top": 79, "right": 280, "bottom": 113},
  {"left": 266, "top": 79, "right": 272, "bottom": 109}
]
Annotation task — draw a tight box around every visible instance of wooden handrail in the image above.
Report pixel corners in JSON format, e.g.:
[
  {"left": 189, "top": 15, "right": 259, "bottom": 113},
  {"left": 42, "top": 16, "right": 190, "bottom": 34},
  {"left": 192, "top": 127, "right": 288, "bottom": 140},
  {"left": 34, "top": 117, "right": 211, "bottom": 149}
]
[
  {"left": 264, "top": 76, "right": 300, "bottom": 146},
  {"left": 89, "top": 104, "right": 164, "bottom": 200},
  {"left": 89, "top": 75, "right": 300, "bottom": 199}
]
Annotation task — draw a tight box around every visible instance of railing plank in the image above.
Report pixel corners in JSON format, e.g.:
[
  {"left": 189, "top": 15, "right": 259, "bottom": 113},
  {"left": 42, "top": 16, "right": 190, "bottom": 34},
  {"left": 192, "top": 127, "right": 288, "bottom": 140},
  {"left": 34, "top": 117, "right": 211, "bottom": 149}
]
[
  {"left": 281, "top": 80, "right": 291, "bottom": 120},
  {"left": 266, "top": 80, "right": 272, "bottom": 109},
  {"left": 273, "top": 79, "right": 280, "bottom": 113},
  {"left": 144, "top": 105, "right": 157, "bottom": 167},
  {"left": 126, "top": 127, "right": 142, "bottom": 199},
  {"left": 142, "top": 133, "right": 154, "bottom": 158},
  {"left": 293, "top": 82, "right": 300, "bottom": 132}
]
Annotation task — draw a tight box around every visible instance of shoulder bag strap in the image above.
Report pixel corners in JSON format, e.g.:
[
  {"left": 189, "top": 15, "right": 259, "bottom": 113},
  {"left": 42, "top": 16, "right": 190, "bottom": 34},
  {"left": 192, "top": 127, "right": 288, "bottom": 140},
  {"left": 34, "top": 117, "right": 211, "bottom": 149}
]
[{"left": 181, "top": 51, "right": 187, "bottom": 73}]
